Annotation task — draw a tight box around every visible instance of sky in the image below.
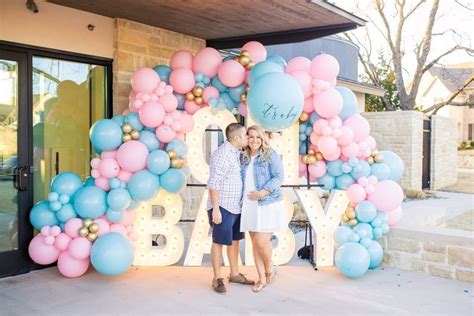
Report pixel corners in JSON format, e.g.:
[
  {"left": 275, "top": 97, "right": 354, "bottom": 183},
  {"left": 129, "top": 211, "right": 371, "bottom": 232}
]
[{"left": 332, "top": 0, "right": 473, "bottom": 80}]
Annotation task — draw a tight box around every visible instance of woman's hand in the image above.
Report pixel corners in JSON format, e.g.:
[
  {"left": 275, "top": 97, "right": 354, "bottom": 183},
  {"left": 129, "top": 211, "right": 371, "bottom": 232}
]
[{"left": 247, "top": 190, "right": 270, "bottom": 201}]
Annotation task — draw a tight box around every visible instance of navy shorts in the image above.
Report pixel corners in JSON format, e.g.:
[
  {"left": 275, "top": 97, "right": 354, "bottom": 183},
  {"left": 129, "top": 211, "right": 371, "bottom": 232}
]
[{"left": 207, "top": 207, "right": 244, "bottom": 246}]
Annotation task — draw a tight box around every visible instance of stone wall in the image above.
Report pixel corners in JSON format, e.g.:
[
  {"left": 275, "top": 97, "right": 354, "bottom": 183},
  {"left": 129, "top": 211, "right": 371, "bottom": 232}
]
[
  {"left": 113, "top": 18, "right": 205, "bottom": 114},
  {"left": 458, "top": 150, "right": 474, "bottom": 169},
  {"left": 430, "top": 115, "right": 458, "bottom": 189},
  {"left": 362, "top": 111, "right": 424, "bottom": 190}
]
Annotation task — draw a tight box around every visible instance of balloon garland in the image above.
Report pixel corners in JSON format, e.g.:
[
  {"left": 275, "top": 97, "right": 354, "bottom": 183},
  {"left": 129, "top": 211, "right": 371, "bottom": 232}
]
[{"left": 28, "top": 41, "right": 404, "bottom": 278}]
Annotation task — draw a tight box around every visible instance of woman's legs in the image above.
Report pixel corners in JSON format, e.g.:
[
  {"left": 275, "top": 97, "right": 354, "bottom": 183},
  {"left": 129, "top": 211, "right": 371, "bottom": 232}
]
[
  {"left": 250, "top": 232, "right": 266, "bottom": 291},
  {"left": 253, "top": 232, "right": 273, "bottom": 274}
]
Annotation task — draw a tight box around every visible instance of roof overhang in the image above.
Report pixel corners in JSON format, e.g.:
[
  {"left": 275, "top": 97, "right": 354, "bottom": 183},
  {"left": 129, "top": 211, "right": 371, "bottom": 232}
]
[
  {"left": 337, "top": 78, "right": 385, "bottom": 97},
  {"left": 46, "top": 0, "right": 365, "bottom": 49}
]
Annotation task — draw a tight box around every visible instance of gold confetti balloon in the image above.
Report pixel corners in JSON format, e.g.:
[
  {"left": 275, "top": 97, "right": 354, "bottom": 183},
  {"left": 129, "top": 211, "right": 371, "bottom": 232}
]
[
  {"left": 167, "top": 150, "right": 177, "bottom": 159},
  {"left": 122, "top": 124, "right": 132, "bottom": 134},
  {"left": 122, "top": 134, "right": 132, "bottom": 142},
  {"left": 88, "top": 223, "right": 100, "bottom": 234},
  {"left": 87, "top": 233, "right": 98, "bottom": 242},
  {"left": 83, "top": 219, "right": 93, "bottom": 227},
  {"left": 130, "top": 130, "right": 140, "bottom": 140},
  {"left": 185, "top": 92, "right": 195, "bottom": 101},
  {"left": 78, "top": 227, "right": 89, "bottom": 237}
]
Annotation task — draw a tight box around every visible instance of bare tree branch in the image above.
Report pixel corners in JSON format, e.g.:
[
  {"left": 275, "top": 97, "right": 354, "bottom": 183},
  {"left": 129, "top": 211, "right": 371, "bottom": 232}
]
[
  {"left": 422, "top": 77, "right": 474, "bottom": 114},
  {"left": 422, "top": 45, "right": 474, "bottom": 74}
]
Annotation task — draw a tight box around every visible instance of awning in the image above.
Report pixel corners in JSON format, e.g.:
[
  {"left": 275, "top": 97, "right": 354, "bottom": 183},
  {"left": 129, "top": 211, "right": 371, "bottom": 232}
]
[{"left": 46, "top": 0, "right": 365, "bottom": 49}]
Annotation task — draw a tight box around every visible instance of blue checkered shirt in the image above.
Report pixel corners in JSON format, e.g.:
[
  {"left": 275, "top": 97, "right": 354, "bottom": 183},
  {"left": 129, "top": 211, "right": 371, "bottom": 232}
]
[{"left": 207, "top": 141, "right": 243, "bottom": 214}]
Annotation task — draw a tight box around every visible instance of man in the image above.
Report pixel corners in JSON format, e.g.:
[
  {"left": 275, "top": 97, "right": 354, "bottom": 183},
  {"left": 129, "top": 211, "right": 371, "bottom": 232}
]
[{"left": 207, "top": 123, "right": 254, "bottom": 294}]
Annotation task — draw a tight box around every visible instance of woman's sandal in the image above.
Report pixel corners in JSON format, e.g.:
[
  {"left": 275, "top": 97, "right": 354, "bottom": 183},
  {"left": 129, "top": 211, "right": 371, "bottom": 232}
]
[
  {"left": 252, "top": 280, "right": 267, "bottom": 293},
  {"left": 265, "top": 266, "right": 277, "bottom": 284}
]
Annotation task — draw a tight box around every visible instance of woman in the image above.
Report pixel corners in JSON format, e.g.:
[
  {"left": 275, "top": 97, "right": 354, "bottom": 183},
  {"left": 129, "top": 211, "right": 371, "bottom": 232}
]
[{"left": 240, "top": 125, "right": 286, "bottom": 293}]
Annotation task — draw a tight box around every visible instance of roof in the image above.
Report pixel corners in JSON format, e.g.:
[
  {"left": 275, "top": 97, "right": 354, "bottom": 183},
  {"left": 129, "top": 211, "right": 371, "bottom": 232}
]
[
  {"left": 337, "top": 77, "right": 385, "bottom": 96},
  {"left": 429, "top": 66, "right": 474, "bottom": 93},
  {"left": 46, "top": 0, "right": 365, "bottom": 49}
]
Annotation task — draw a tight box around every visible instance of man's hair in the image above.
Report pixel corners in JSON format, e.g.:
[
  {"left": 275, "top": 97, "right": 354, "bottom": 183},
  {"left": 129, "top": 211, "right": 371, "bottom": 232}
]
[{"left": 225, "top": 123, "right": 244, "bottom": 140}]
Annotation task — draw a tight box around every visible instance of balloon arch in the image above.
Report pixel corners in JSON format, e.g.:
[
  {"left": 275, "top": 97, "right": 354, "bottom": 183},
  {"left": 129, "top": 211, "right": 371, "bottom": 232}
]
[{"left": 28, "top": 41, "right": 404, "bottom": 278}]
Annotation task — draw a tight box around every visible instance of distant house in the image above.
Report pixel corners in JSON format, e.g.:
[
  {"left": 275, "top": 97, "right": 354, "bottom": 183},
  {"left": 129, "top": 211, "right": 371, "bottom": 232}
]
[{"left": 417, "top": 63, "right": 474, "bottom": 143}]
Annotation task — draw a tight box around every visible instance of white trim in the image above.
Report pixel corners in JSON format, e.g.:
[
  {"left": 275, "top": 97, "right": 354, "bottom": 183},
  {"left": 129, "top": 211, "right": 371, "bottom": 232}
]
[{"left": 310, "top": 0, "right": 366, "bottom": 26}]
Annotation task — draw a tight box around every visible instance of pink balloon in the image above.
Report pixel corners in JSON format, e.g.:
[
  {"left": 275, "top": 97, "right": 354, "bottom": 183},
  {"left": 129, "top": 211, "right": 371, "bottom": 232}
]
[
  {"left": 139, "top": 101, "right": 166, "bottom": 128},
  {"left": 169, "top": 68, "right": 195, "bottom": 94},
  {"left": 28, "top": 235, "right": 60, "bottom": 265},
  {"left": 57, "top": 251, "right": 89, "bottom": 278},
  {"left": 164, "top": 115, "right": 174, "bottom": 126},
  {"left": 156, "top": 125, "right": 176, "bottom": 143},
  {"left": 238, "top": 102, "right": 247, "bottom": 117},
  {"left": 308, "top": 161, "right": 327, "bottom": 178},
  {"left": 101, "top": 150, "right": 117, "bottom": 159},
  {"left": 54, "top": 233, "right": 72, "bottom": 252},
  {"left": 286, "top": 56, "right": 311, "bottom": 73},
  {"left": 313, "top": 88, "right": 343, "bottom": 119},
  {"left": 322, "top": 146, "right": 341, "bottom": 161},
  {"left": 117, "top": 170, "right": 133, "bottom": 183},
  {"left": 68, "top": 237, "right": 92, "bottom": 260},
  {"left": 313, "top": 119, "right": 328, "bottom": 134},
  {"left": 159, "top": 94, "right": 178, "bottom": 113},
  {"left": 175, "top": 133, "right": 185, "bottom": 140},
  {"left": 343, "top": 114, "right": 370, "bottom": 143},
  {"left": 91, "top": 158, "right": 101, "bottom": 169},
  {"left": 299, "top": 158, "right": 307, "bottom": 177},
  {"left": 50, "top": 226, "right": 61, "bottom": 236},
  {"left": 98, "top": 158, "right": 120, "bottom": 179},
  {"left": 202, "top": 86, "right": 220, "bottom": 103},
  {"left": 387, "top": 206, "right": 402, "bottom": 227},
  {"left": 338, "top": 126, "right": 355, "bottom": 146},
  {"left": 131, "top": 68, "right": 160, "bottom": 94},
  {"left": 180, "top": 113, "right": 194, "bottom": 133},
  {"left": 341, "top": 142, "right": 359, "bottom": 158},
  {"left": 95, "top": 177, "right": 110, "bottom": 191},
  {"left": 310, "top": 54, "right": 340, "bottom": 82},
  {"left": 170, "top": 50, "right": 193, "bottom": 70},
  {"left": 347, "top": 184, "right": 367, "bottom": 204},
  {"left": 368, "top": 180, "right": 404, "bottom": 212},
  {"left": 290, "top": 70, "right": 312, "bottom": 98},
  {"left": 218, "top": 60, "right": 246, "bottom": 87},
  {"left": 364, "top": 135, "right": 377, "bottom": 150},
  {"left": 317, "top": 136, "right": 338, "bottom": 155},
  {"left": 120, "top": 210, "right": 136, "bottom": 226},
  {"left": 310, "top": 132, "right": 320, "bottom": 146},
  {"left": 365, "top": 184, "right": 375, "bottom": 195},
  {"left": 303, "top": 97, "right": 313, "bottom": 114},
  {"left": 93, "top": 218, "right": 111, "bottom": 236},
  {"left": 242, "top": 41, "right": 267, "bottom": 63},
  {"left": 40, "top": 226, "right": 50, "bottom": 236},
  {"left": 44, "top": 236, "right": 55, "bottom": 245},
  {"left": 91, "top": 169, "right": 100, "bottom": 179},
  {"left": 171, "top": 110, "right": 182, "bottom": 120},
  {"left": 116, "top": 141, "right": 149, "bottom": 172},
  {"left": 110, "top": 224, "right": 127, "bottom": 236},
  {"left": 193, "top": 47, "right": 222, "bottom": 77},
  {"left": 64, "top": 218, "right": 83, "bottom": 238},
  {"left": 171, "top": 121, "right": 182, "bottom": 132},
  {"left": 328, "top": 117, "right": 342, "bottom": 128},
  {"left": 184, "top": 100, "right": 201, "bottom": 115},
  {"left": 358, "top": 176, "right": 369, "bottom": 186}
]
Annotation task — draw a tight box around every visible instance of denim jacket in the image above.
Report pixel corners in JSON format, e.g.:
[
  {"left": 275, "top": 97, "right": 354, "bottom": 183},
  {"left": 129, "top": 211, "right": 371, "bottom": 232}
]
[{"left": 241, "top": 148, "right": 284, "bottom": 206}]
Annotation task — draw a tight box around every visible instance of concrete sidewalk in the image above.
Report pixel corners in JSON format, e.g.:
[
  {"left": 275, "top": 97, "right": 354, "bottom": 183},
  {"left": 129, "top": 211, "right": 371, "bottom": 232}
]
[{"left": 1, "top": 264, "right": 472, "bottom": 315}]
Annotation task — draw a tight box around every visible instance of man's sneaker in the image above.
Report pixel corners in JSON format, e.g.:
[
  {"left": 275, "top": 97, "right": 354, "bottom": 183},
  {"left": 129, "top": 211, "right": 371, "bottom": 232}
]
[{"left": 212, "top": 278, "right": 226, "bottom": 294}]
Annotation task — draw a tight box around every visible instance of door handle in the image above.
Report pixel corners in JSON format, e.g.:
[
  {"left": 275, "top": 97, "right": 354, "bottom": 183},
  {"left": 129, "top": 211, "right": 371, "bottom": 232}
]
[{"left": 16, "top": 166, "right": 28, "bottom": 191}]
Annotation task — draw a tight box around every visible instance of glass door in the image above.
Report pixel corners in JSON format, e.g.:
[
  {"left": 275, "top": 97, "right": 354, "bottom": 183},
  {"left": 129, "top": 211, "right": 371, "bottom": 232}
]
[{"left": 0, "top": 50, "right": 31, "bottom": 277}]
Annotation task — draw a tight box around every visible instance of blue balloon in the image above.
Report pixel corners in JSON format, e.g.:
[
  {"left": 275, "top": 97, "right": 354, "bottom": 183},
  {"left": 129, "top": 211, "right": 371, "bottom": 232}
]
[
  {"left": 49, "top": 201, "right": 62, "bottom": 211},
  {"left": 353, "top": 223, "right": 374, "bottom": 239},
  {"left": 299, "top": 143, "right": 307, "bottom": 155},
  {"left": 106, "top": 209, "right": 125, "bottom": 223},
  {"left": 228, "top": 84, "right": 246, "bottom": 103},
  {"left": 128, "top": 200, "right": 140, "bottom": 210},
  {"left": 381, "top": 223, "right": 390, "bottom": 234},
  {"left": 160, "top": 168, "right": 186, "bottom": 193},
  {"left": 147, "top": 150, "right": 171, "bottom": 175},
  {"left": 327, "top": 159, "right": 344, "bottom": 177},
  {"left": 350, "top": 160, "right": 371, "bottom": 179},
  {"left": 139, "top": 130, "right": 160, "bottom": 152},
  {"left": 360, "top": 237, "right": 373, "bottom": 249},
  {"left": 166, "top": 139, "right": 188, "bottom": 158},
  {"left": 299, "top": 124, "right": 307, "bottom": 133},
  {"left": 348, "top": 233, "right": 360, "bottom": 242},
  {"left": 341, "top": 162, "right": 352, "bottom": 174},
  {"left": 348, "top": 157, "right": 359, "bottom": 167},
  {"left": 355, "top": 201, "right": 377, "bottom": 223},
  {"left": 380, "top": 151, "right": 404, "bottom": 181},
  {"left": 248, "top": 60, "right": 283, "bottom": 86},
  {"left": 336, "top": 174, "right": 355, "bottom": 189},
  {"left": 153, "top": 65, "right": 171, "bottom": 83},
  {"left": 305, "top": 126, "right": 313, "bottom": 136},
  {"left": 128, "top": 170, "right": 160, "bottom": 201},
  {"left": 111, "top": 114, "right": 125, "bottom": 126},
  {"left": 309, "top": 112, "right": 320, "bottom": 123},
  {"left": 334, "top": 226, "right": 353, "bottom": 245},
  {"left": 30, "top": 201, "right": 59, "bottom": 229},
  {"left": 84, "top": 176, "right": 95, "bottom": 187},
  {"left": 125, "top": 112, "right": 144, "bottom": 131},
  {"left": 335, "top": 242, "right": 370, "bottom": 278},
  {"left": 51, "top": 172, "right": 83, "bottom": 197},
  {"left": 356, "top": 228, "right": 368, "bottom": 239},
  {"left": 181, "top": 165, "right": 191, "bottom": 179},
  {"left": 317, "top": 174, "right": 335, "bottom": 191},
  {"left": 55, "top": 203, "right": 77, "bottom": 223},
  {"left": 247, "top": 72, "right": 304, "bottom": 132},
  {"left": 373, "top": 227, "right": 383, "bottom": 239},
  {"left": 266, "top": 54, "right": 287, "bottom": 70},
  {"left": 109, "top": 178, "right": 121, "bottom": 190},
  {"left": 211, "top": 76, "right": 228, "bottom": 92},
  {"left": 90, "top": 233, "right": 134, "bottom": 276},
  {"left": 367, "top": 240, "right": 384, "bottom": 269},
  {"left": 299, "top": 133, "right": 307, "bottom": 141},
  {"left": 174, "top": 92, "right": 185, "bottom": 110},
  {"left": 220, "top": 93, "right": 237, "bottom": 111},
  {"left": 336, "top": 87, "right": 358, "bottom": 120},
  {"left": 73, "top": 186, "right": 107, "bottom": 219},
  {"left": 222, "top": 55, "right": 235, "bottom": 62},
  {"left": 107, "top": 188, "right": 131, "bottom": 211},
  {"left": 48, "top": 192, "right": 59, "bottom": 202},
  {"left": 59, "top": 194, "right": 70, "bottom": 204},
  {"left": 89, "top": 119, "right": 123, "bottom": 152},
  {"left": 370, "top": 217, "right": 382, "bottom": 228},
  {"left": 370, "top": 162, "right": 390, "bottom": 180}
]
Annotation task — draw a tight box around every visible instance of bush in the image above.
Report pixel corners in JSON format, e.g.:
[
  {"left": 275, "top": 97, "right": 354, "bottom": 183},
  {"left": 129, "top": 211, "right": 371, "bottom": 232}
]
[{"left": 470, "top": 140, "right": 474, "bottom": 147}]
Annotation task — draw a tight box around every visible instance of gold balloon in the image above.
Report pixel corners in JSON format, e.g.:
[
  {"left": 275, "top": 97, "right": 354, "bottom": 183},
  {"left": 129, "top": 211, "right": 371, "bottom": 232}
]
[
  {"left": 240, "top": 50, "right": 250, "bottom": 57},
  {"left": 122, "top": 124, "right": 132, "bottom": 134},
  {"left": 194, "top": 97, "right": 203, "bottom": 105},
  {"left": 171, "top": 158, "right": 184, "bottom": 168},
  {"left": 78, "top": 227, "right": 89, "bottom": 237},
  {"left": 374, "top": 154, "right": 384, "bottom": 163},
  {"left": 341, "top": 214, "right": 349, "bottom": 222},
  {"left": 306, "top": 155, "right": 317, "bottom": 165},
  {"left": 185, "top": 92, "right": 195, "bottom": 101},
  {"left": 83, "top": 219, "right": 93, "bottom": 227},
  {"left": 308, "top": 148, "right": 316, "bottom": 156},
  {"left": 367, "top": 157, "right": 375, "bottom": 164},
  {"left": 130, "top": 130, "right": 140, "bottom": 140},
  {"left": 302, "top": 155, "right": 309, "bottom": 164},
  {"left": 238, "top": 55, "right": 250, "bottom": 66},
  {"left": 348, "top": 219, "right": 358, "bottom": 226},
  {"left": 88, "top": 223, "right": 100, "bottom": 234},
  {"left": 315, "top": 153, "right": 323, "bottom": 161},
  {"left": 87, "top": 233, "right": 98, "bottom": 242},
  {"left": 240, "top": 93, "right": 247, "bottom": 102},
  {"left": 299, "top": 113, "right": 309, "bottom": 122},
  {"left": 122, "top": 134, "right": 132, "bottom": 142},
  {"left": 372, "top": 150, "right": 380, "bottom": 156},
  {"left": 347, "top": 210, "right": 356, "bottom": 219},
  {"left": 193, "top": 87, "right": 203, "bottom": 97},
  {"left": 167, "top": 150, "right": 177, "bottom": 159},
  {"left": 247, "top": 62, "right": 255, "bottom": 70}
]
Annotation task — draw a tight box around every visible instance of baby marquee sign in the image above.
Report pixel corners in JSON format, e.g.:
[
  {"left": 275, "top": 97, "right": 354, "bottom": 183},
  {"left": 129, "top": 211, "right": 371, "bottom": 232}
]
[{"left": 28, "top": 41, "right": 404, "bottom": 279}]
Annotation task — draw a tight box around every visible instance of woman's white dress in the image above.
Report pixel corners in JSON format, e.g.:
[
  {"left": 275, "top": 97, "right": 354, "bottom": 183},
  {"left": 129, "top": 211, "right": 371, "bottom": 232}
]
[{"left": 240, "top": 156, "right": 288, "bottom": 233}]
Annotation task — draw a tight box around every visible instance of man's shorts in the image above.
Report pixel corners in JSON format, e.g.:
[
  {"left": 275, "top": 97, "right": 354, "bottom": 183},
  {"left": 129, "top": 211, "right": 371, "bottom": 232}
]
[{"left": 207, "top": 206, "right": 244, "bottom": 246}]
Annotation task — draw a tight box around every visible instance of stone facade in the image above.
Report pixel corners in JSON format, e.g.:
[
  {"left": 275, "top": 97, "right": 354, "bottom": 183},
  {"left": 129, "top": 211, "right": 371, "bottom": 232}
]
[
  {"left": 458, "top": 149, "right": 474, "bottom": 169},
  {"left": 113, "top": 18, "right": 205, "bottom": 114},
  {"left": 430, "top": 115, "right": 458, "bottom": 189},
  {"left": 362, "top": 111, "right": 424, "bottom": 190}
]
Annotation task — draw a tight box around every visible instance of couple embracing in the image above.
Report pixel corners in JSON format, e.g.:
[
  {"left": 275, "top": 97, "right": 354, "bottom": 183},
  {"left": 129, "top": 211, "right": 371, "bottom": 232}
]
[{"left": 207, "top": 123, "right": 286, "bottom": 294}]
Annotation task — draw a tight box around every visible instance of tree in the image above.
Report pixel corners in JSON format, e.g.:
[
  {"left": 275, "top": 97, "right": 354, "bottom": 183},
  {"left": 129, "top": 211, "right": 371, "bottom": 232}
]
[{"left": 344, "top": 0, "right": 474, "bottom": 112}]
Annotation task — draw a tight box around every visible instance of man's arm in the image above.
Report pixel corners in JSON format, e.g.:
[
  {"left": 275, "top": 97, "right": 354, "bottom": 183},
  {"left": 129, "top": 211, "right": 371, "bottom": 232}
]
[{"left": 207, "top": 150, "right": 228, "bottom": 224}]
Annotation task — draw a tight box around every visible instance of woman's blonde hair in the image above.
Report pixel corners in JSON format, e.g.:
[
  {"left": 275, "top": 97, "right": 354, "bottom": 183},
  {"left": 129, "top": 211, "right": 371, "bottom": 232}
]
[{"left": 243, "top": 125, "right": 272, "bottom": 161}]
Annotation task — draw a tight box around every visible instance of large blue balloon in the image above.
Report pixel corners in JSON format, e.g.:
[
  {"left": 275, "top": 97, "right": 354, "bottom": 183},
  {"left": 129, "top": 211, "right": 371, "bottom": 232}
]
[
  {"left": 317, "top": 174, "right": 335, "bottom": 191},
  {"left": 334, "top": 226, "right": 353, "bottom": 245},
  {"left": 90, "top": 233, "right": 134, "bottom": 276},
  {"left": 30, "top": 201, "right": 59, "bottom": 229},
  {"left": 106, "top": 209, "right": 125, "bottom": 223},
  {"left": 370, "top": 162, "right": 390, "bottom": 180},
  {"left": 336, "top": 86, "right": 358, "bottom": 120},
  {"left": 166, "top": 139, "right": 188, "bottom": 158},
  {"left": 353, "top": 222, "right": 374, "bottom": 239},
  {"left": 367, "top": 240, "right": 384, "bottom": 269},
  {"left": 73, "top": 186, "right": 107, "bottom": 219},
  {"left": 380, "top": 151, "right": 404, "bottom": 181},
  {"left": 125, "top": 112, "right": 144, "bottom": 131},
  {"left": 247, "top": 72, "right": 304, "bottom": 132},
  {"left": 335, "top": 174, "right": 355, "bottom": 189},
  {"left": 327, "top": 160, "right": 344, "bottom": 177},
  {"left": 153, "top": 65, "right": 171, "bottom": 83},
  {"left": 355, "top": 201, "right": 377, "bottom": 222},
  {"left": 139, "top": 130, "right": 160, "bottom": 152},
  {"left": 111, "top": 114, "right": 125, "bottom": 126},
  {"left": 147, "top": 150, "right": 171, "bottom": 175},
  {"left": 89, "top": 119, "right": 123, "bottom": 152},
  {"left": 51, "top": 172, "right": 83, "bottom": 197},
  {"left": 248, "top": 60, "right": 282, "bottom": 86},
  {"left": 107, "top": 188, "right": 131, "bottom": 211},
  {"left": 350, "top": 160, "right": 371, "bottom": 179},
  {"left": 128, "top": 170, "right": 160, "bottom": 201},
  {"left": 55, "top": 203, "right": 77, "bottom": 223},
  {"left": 335, "top": 242, "right": 370, "bottom": 278},
  {"left": 266, "top": 54, "right": 287, "bottom": 70},
  {"left": 160, "top": 168, "right": 186, "bottom": 193}
]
